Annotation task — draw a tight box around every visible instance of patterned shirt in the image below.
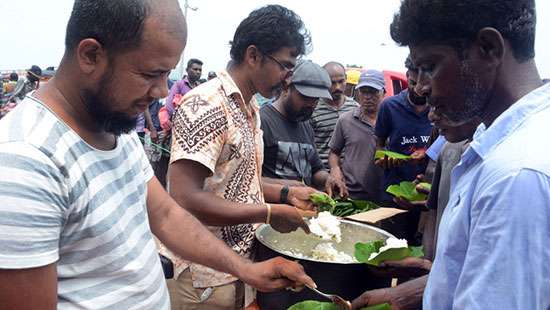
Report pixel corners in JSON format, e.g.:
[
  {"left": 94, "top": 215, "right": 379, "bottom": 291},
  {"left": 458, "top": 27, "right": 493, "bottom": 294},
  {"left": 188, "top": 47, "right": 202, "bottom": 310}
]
[
  {"left": 0, "top": 96, "right": 168, "bottom": 309},
  {"left": 310, "top": 97, "right": 358, "bottom": 167},
  {"left": 159, "top": 70, "right": 264, "bottom": 289}
]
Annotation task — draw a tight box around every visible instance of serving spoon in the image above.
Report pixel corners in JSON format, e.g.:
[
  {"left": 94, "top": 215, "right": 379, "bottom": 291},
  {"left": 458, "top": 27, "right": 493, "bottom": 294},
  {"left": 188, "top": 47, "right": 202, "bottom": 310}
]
[{"left": 306, "top": 284, "right": 352, "bottom": 310}]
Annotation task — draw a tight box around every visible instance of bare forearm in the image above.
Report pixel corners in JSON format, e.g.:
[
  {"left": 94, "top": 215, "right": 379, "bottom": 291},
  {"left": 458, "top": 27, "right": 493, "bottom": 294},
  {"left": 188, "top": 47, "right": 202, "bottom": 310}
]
[
  {"left": 312, "top": 170, "right": 329, "bottom": 189},
  {"left": 262, "top": 177, "right": 305, "bottom": 188},
  {"left": 391, "top": 275, "right": 428, "bottom": 309},
  {"left": 144, "top": 109, "right": 155, "bottom": 132},
  {"left": 328, "top": 151, "right": 341, "bottom": 171},
  {"left": 172, "top": 189, "right": 267, "bottom": 226},
  {"left": 150, "top": 196, "right": 250, "bottom": 278},
  {"left": 262, "top": 180, "right": 286, "bottom": 203}
]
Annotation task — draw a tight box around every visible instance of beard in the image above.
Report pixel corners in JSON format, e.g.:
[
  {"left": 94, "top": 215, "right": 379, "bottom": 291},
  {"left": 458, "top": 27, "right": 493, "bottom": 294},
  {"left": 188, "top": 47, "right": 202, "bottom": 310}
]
[
  {"left": 284, "top": 102, "right": 314, "bottom": 122},
  {"left": 331, "top": 91, "right": 343, "bottom": 101},
  {"left": 82, "top": 70, "right": 139, "bottom": 136},
  {"left": 445, "top": 61, "right": 487, "bottom": 126}
]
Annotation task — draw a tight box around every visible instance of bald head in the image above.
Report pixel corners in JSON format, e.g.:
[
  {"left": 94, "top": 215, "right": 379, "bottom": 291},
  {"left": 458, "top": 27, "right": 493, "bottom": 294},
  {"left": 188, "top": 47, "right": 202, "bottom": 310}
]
[{"left": 323, "top": 61, "right": 347, "bottom": 102}]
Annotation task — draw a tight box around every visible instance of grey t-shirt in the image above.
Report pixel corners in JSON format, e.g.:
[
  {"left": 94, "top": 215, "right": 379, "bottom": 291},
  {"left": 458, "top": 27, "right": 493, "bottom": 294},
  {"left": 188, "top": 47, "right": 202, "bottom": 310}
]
[
  {"left": 260, "top": 104, "right": 324, "bottom": 186},
  {"left": 310, "top": 97, "right": 358, "bottom": 168},
  {"left": 329, "top": 108, "right": 383, "bottom": 202},
  {"left": 426, "top": 140, "right": 470, "bottom": 255}
]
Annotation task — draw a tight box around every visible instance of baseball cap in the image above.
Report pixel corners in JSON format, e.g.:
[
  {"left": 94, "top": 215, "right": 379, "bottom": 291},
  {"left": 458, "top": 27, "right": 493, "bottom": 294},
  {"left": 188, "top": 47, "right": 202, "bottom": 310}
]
[
  {"left": 355, "top": 69, "right": 385, "bottom": 91},
  {"left": 290, "top": 60, "right": 332, "bottom": 100},
  {"left": 27, "top": 65, "right": 42, "bottom": 78}
]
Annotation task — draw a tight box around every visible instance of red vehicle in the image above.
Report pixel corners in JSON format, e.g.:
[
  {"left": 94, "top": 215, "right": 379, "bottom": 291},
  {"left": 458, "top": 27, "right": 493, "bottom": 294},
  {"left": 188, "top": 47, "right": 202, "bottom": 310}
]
[{"left": 345, "top": 68, "right": 408, "bottom": 99}]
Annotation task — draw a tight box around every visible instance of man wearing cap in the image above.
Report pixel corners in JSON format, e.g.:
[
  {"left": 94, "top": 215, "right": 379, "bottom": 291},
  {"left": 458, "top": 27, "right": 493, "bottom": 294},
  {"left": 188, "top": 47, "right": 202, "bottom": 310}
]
[
  {"left": 9, "top": 65, "right": 42, "bottom": 102},
  {"left": 261, "top": 60, "right": 347, "bottom": 196},
  {"left": 328, "top": 70, "right": 386, "bottom": 202},
  {"left": 310, "top": 62, "right": 358, "bottom": 170}
]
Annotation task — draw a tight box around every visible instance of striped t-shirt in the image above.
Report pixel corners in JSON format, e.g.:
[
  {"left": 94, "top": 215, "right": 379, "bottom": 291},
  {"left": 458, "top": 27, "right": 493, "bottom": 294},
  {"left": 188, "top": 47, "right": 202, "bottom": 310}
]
[
  {"left": 0, "top": 96, "right": 169, "bottom": 309},
  {"left": 310, "top": 97, "right": 358, "bottom": 167}
]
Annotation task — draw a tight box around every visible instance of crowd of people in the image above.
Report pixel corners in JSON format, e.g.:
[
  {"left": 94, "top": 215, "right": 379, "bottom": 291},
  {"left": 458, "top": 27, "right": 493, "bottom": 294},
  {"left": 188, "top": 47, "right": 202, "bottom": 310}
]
[{"left": 0, "top": 0, "right": 549, "bottom": 309}]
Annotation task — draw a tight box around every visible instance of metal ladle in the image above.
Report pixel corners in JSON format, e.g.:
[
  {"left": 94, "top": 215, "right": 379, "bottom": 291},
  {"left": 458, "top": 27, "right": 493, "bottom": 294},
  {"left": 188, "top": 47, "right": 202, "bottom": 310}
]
[{"left": 306, "top": 284, "right": 352, "bottom": 310}]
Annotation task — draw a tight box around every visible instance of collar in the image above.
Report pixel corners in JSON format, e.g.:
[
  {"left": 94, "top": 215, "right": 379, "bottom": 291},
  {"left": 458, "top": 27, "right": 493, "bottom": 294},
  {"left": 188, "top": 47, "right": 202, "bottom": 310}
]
[
  {"left": 470, "top": 83, "right": 550, "bottom": 160},
  {"left": 182, "top": 76, "right": 198, "bottom": 88},
  {"left": 217, "top": 70, "right": 258, "bottom": 110}
]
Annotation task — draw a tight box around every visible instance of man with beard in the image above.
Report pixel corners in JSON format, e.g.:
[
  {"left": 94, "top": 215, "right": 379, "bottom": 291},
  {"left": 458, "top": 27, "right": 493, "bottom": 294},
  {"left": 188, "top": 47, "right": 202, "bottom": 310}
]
[
  {"left": 356, "top": 0, "right": 550, "bottom": 308},
  {"left": 0, "top": 1, "right": 316, "bottom": 309},
  {"left": 261, "top": 60, "right": 347, "bottom": 195},
  {"left": 310, "top": 61, "right": 358, "bottom": 169},
  {"left": 164, "top": 5, "right": 320, "bottom": 309},
  {"left": 351, "top": 115, "right": 481, "bottom": 310},
  {"left": 328, "top": 70, "right": 386, "bottom": 202}
]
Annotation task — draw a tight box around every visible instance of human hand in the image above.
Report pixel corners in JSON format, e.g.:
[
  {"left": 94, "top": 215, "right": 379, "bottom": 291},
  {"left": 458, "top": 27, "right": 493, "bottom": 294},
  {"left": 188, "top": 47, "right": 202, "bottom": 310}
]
[
  {"left": 375, "top": 156, "right": 408, "bottom": 170},
  {"left": 370, "top": 257, "right": 432, "bottom": 279},
  {"left": 287, "top": 186, "right": 319, "bottom": 212},
  {"left": 270, "top": 204, "right": 310, "bottom": 234},
  {"left": 238, "top": 257, "right": 316, "bottom": 293},
  {"left": 352, "top": 288, "right": 395, "bottom": 310},
  {"left": 325, "top": 174, "right": 349, "bottom": 199},
  {"left": 393, "top": 196, "right": 427, "bottom": 211},
  {"left": 150, "top": 128, "right": 159, "bottom": 144}
]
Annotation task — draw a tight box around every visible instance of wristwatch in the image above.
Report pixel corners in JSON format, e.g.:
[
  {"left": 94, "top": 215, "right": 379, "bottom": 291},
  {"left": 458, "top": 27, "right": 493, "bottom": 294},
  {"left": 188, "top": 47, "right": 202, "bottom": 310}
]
[{"left": 280, "top": 185, "right": 289, "bottom": 204}]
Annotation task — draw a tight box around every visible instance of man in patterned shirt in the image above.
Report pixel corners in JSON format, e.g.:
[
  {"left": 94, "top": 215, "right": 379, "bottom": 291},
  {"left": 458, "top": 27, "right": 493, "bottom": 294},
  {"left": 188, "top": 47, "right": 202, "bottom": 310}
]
[
  {"left": 164, "top": 5, "right": 319, "bottom": 309},
  {"left": 0, "top": 1, "right": 315, "bottom": 309}
]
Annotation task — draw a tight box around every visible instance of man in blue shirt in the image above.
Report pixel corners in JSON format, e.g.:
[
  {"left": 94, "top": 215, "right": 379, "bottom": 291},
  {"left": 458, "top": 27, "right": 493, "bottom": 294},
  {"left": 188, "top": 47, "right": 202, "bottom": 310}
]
[
  {"left": 375, "top": 56, "right": 432, "bottom": 202},
  {"left": 370, "top": 0, "right": 549, "bottom": 309}
]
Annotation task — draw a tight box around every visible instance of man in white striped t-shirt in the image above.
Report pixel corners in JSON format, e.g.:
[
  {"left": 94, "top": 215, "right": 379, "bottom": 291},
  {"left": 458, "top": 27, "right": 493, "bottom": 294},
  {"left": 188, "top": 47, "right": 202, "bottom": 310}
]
[{"left": 0, "top": 1, "right": 314, "bottom": 309}]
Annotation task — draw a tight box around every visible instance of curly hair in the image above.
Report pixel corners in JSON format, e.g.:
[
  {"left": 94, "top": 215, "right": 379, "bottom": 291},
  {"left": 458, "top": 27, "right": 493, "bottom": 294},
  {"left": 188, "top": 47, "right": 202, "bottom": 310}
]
[
  {"left": 230, "top": 5, "right": 312, "bottom": 64},
  {"left": 390, "top": 0, "right": 536, "bottom": 62}
]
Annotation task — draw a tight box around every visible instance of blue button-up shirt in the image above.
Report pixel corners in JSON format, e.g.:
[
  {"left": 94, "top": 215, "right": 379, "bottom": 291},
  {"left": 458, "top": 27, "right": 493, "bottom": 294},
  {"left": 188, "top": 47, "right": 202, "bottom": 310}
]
[{"left": 424, "top": 83, "right": 550, "bottom": 309}]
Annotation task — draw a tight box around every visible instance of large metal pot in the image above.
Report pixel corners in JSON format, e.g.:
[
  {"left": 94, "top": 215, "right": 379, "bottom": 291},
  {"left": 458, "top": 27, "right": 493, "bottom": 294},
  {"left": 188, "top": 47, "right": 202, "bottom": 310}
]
[{"left": 255, "top": 220, "right": 394, "bottom": 310}]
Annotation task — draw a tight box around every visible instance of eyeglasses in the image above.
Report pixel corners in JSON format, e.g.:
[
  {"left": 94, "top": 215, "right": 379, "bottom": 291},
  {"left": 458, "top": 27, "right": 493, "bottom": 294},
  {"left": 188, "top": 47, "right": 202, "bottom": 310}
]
[{"left": 263, "top": 53, "right": 294, "bottom": 77}]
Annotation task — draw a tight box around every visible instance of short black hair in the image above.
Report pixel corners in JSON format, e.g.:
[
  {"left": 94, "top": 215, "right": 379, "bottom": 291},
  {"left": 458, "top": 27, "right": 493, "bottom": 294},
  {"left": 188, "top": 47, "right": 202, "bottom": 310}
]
[
  {"left": 390, "top": 0, "right": 536, "bottom": 62},
  {"left": 65, "top": 0, "right": 151, "bottom": 54},
  {"left": 230, "top": 5, "right": 311, "bottom": 64},
  {"left": 9, "top": 72, "right": 19, "bottom": 82},
  {"left": 187, "top": 58, "right": 203, "bottom": 68}
]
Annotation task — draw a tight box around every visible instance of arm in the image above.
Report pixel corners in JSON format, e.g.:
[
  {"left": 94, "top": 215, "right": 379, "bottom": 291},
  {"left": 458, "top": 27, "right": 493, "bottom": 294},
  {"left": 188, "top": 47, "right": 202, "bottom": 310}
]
[
  {"left": 0, "top": 264, "right": 58, "bottom": 310},
  {"left": 262, "top": 176, "right": 305, "bottom": 187},
  {"left": 448, "top": 169, "right": 550, "bottom": 309},
  {"left": 328, "top": 150, "right": 344, "bottom": 183},
  {"left": 0, "top": 144, "right": 68, "bottom": 309},
  {"left": 169, "top": 159, "right": 308, "bottom": 233},
  {"left": 143, "top": 108, "right": 158, "bottom": 142},
  {"left": 352, "top": 275, "right": 428, "bottom": 310},
  {"left": 313, "top": 169, "right": 348, "bottom": 199},
  {"left": 147, "top": 176, "right": 315, "bottom": 291}
]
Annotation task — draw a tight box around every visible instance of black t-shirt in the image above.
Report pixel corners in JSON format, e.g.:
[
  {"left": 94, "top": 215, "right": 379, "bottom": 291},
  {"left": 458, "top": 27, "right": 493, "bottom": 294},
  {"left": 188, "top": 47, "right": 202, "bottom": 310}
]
[{"left": 260, "top": 104, "right": 324, "bottom": 186}]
